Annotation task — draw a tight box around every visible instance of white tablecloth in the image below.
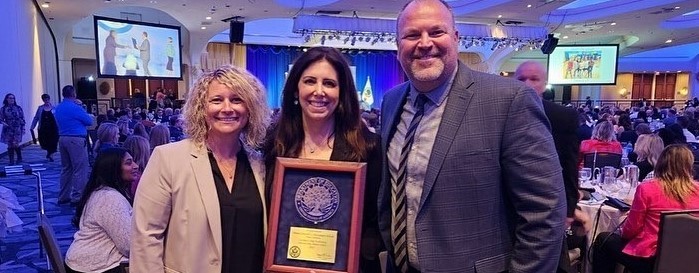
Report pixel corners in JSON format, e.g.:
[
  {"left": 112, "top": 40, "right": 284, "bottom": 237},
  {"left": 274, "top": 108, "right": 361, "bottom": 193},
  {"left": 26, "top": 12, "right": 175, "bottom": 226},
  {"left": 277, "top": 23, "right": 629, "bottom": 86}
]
[
  {"left": 0, "top": 185, "right": 24, "bottom": 237},
  {"left": 578, "top": 200, "right": 628, "bottom": 273}
]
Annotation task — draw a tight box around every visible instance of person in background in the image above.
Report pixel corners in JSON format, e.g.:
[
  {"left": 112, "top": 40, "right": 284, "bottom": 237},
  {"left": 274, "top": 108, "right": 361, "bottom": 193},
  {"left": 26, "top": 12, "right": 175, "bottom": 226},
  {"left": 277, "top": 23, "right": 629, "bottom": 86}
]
[
  {"left": 149, "top": 124, "right": 170, "bottom": 149},
  {"left": 117, "top": 120, "right": 130, "bottom": 143},
  {"left": 677, "top": 116, "right": 698, "bottom": 143},
  {"left": 132, "top": 121, "right": 149, "bottom": 140},
  {"left": 165, "top": 37, "right": 175, "bottom": 76},
  {"left": 167, "top": 115, "right": 184, "bottom": 142},
  {"left": 55, "top": 85, "right": 93, "bottom": 206},
  {"left": 131, "top": 65, "right": 270, "bottom": 272},
  {"left": 633, "top": 134, "right": 664, "bottom": 180},
  {"left": 30, "top": 94, "right": 59, "bottom": 162},
  {"left": 136, "top": 31, "right": 151, "bottom": 76},
  {"left": 0, "top": 93, "right": 26, "bottom": 165},
  {"left": 93, "top": 123, "right": 119, "bottom": 155},
  {"left": 578, "top": 121, "right": 623, "bottom": 166},
  {"left": 65, "top": 148, "right": 137, "bottom": 273},
  {"left": 102, "top": 30, "right": 128, "bottom": 75},
  {"left": 593, "top": 144, "right": 699, "bottom": 273},
  {"left": 378, "top": 1, "right": 565, "bottom": 272},
  {"left": 515, "top": 61, "right": 582, "bottom": 273},
  {"left": 122, "top": 135, "right": 150, "bottom": 196},
  {"left": 263, "top": 46, "right": 383, "bottom": 272}
]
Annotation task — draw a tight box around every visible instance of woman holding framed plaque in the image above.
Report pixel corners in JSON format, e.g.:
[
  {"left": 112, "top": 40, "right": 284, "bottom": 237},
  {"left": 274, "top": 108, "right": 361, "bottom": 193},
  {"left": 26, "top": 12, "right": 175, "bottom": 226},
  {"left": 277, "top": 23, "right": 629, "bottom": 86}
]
[
  {"left": 131, "top": 65, "right": 270, "bottom": 273},
  {"left": 264, "top": 46, "right": 383, "bottom": 272}
]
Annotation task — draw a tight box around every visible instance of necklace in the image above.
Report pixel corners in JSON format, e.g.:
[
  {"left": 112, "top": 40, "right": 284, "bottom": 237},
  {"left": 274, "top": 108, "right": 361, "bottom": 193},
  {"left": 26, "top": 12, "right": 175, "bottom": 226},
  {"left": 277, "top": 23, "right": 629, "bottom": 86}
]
[{"left": 218, "top": 162, "right": 234, "bottom": 179}]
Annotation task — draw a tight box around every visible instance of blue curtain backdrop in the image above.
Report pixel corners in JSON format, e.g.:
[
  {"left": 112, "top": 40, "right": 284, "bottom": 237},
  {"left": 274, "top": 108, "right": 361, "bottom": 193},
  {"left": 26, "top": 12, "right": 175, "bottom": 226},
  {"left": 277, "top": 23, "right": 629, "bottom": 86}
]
[
  {"left": 246, "top": 45, "right": 404, "bottom": 109},
  {"left": 347, "top": 50, "right": 404, "bottom": 109}
]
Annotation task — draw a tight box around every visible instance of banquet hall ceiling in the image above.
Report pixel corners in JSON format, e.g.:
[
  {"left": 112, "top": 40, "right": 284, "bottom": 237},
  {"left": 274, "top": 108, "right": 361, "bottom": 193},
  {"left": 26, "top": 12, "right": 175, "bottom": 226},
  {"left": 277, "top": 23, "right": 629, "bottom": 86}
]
[{"left": 38, "top": 0, "right": 699, "bottom": 59}]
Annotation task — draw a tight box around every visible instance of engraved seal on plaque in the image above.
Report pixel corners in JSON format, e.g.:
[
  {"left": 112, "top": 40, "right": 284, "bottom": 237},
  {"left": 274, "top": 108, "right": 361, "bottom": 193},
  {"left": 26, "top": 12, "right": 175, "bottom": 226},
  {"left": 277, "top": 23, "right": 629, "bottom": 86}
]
[{"left": 295, "top": 177, "right": 340, "bottom": 224}]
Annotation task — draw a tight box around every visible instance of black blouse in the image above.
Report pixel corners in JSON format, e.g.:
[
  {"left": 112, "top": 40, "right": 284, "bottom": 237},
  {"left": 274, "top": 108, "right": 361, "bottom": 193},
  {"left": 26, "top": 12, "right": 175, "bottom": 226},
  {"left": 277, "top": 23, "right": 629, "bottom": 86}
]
[{"left": 208, "top": 148, "right": 264, "bottom": 273}]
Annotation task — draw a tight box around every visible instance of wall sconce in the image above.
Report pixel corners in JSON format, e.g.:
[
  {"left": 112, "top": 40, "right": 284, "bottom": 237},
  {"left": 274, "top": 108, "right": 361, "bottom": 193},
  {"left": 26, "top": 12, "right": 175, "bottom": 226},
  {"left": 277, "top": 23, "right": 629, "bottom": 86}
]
[
  {"left": 618, "top": 87, "right": 628, "bottom": 98},
  {"left": 678, "top": 87, "right": 688, "bottom": 96}
]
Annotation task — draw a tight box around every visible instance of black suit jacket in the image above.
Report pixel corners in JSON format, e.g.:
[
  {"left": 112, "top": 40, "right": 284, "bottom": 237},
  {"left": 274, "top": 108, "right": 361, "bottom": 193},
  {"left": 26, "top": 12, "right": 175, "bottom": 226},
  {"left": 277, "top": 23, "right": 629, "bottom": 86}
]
[{"left": 543, "top": 100, "right": 580, "bottom": 217}]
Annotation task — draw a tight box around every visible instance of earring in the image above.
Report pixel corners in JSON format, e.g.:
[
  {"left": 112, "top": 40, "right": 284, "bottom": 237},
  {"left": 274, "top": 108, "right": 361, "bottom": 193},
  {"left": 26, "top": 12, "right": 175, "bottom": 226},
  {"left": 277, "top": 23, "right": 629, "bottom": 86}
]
[{"left": 293, "top": 99, "right": 298, "bottom": 105}]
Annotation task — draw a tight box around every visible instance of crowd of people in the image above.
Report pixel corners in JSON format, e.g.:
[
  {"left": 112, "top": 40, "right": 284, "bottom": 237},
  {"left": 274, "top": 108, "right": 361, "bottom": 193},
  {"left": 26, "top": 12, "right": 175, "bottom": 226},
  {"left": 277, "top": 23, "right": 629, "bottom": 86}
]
[{"left": 4, "top": 1, "right": 698, "bottom": 272}]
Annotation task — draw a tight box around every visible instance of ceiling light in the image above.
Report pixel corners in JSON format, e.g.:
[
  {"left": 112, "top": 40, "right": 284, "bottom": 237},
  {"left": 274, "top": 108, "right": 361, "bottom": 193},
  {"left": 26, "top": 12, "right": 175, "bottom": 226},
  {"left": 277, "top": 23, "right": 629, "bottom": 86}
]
[
  {"left": 665, "top": 39, "right": 673, "bottom": 43},
  {"left": 200, "top": 26, "right": 207, "bottom": 30},
  {"left": 41, "top": 2, "right": 49, "bottom": 8},
  {"left": 205, "top": 16, "right": 212, "bottom": 20},
  {"left": 527, "top": 4, "right": 532, "bottom": 8},
  {"left": 610, "top": 22, "right": 616, "bottom": 26},
  {"left": 562, "top": 36, "right": 569, "bottom": 39},
  {"left": 674, "top": 6, "right": 680, "bottom": 10},
  {"left": 497, "top": 15, "right": 503, "bottom": 18},
  {"left": 677, "top": 71, "right": 682, "bottom": 73}
]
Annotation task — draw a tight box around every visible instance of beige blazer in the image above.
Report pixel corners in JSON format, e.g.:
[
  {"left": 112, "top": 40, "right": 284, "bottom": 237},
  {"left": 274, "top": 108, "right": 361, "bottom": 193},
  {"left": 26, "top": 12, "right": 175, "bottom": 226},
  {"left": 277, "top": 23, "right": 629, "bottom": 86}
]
[{"left": 130, "top": 139, "right": 267, "bottom": 273}]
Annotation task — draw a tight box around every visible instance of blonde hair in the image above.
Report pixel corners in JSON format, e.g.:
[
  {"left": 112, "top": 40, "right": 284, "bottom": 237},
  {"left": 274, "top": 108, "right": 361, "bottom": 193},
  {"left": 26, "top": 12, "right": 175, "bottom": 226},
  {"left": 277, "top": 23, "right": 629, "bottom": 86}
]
[
  {"left": 94, "top": 122, "right": 119, "bottom": 153},
  {"left": 149, "top": 124, "right": 170, "bottom": 148},
  {"left": 123, "top": 135, "right": 150, "bottom": 172},
  {"left": 654, "top": 144, "right": 698, "bottom": 204},
  {"left": 182, "top": 65, "right": 270, "bottom": 148},
  {"left": 634, "top": 134, "right": 664, "bottom": 166},
  {"left": 592, "top": 121, "right": 616, "bottom": 142}
]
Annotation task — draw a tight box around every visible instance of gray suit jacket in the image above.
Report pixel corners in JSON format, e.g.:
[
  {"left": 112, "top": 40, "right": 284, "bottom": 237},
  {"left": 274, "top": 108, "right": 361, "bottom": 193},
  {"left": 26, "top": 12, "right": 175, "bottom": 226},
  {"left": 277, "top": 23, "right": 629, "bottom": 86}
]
[{"left": 378, "top": 62, "right": 566, "bottom": 273}]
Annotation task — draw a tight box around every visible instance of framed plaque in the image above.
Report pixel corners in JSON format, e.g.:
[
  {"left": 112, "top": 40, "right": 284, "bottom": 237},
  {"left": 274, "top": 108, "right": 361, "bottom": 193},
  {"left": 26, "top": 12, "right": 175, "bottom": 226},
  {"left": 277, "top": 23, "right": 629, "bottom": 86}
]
[{"left": 264, "top": 157, "right": 366, "bottom": 273}]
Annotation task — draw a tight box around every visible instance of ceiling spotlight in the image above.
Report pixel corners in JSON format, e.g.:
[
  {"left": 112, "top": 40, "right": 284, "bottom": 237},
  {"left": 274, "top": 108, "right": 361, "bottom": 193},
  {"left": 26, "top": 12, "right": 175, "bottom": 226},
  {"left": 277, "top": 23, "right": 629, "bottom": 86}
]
[
  {"left": 205, "top": 16, "right": 212, "bottom": 20},
  {"left": 610, "top": 22, "right": 616, "bottom": 26},
  {"left": 665, "top": 39, "right": 673, "bottom": 43},
  {"left": 562, "top": 36, "right": 569, "bottom": 39},
  {"left": 41, "top": 2, "right": 50, "bottom": 8},
  {"left": 200, "top": 26, "right": 206, "bottom": 30},
  {"left": 674, "top": 6, "right": 680, "bottom": 9},
  {"left": 497, "top": 15, "right": 503, "bottom": 18}
]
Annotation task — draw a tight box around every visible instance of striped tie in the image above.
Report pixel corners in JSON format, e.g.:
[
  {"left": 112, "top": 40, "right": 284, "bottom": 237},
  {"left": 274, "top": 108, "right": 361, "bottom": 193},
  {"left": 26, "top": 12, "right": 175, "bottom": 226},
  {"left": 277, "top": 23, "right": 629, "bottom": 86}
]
[{"left": 392, "top": 94, "right": 427, "bottom": 273}]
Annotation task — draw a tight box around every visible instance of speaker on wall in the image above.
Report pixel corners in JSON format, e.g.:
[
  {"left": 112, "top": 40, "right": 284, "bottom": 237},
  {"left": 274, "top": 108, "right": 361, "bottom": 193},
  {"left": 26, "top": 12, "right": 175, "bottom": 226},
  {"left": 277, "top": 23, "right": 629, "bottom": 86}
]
[
  {"left": 77, "top": 77, "right": 97, "bottom": 100},
  {"left": 541, "top": 34, "right": 559, "bottom": 55},
  {"left": 230, "top": 21, "right": 244, "bottom": 44}
]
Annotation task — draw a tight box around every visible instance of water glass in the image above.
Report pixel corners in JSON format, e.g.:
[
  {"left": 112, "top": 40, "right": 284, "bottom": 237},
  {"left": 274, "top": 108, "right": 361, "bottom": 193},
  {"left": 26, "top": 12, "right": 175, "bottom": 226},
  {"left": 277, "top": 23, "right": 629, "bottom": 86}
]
[
  {"left": 602, "top": 177, "right": 621, "bottom": 197},
  {"left": 579, "top": 168, "right": 592, "bottom": 184}
]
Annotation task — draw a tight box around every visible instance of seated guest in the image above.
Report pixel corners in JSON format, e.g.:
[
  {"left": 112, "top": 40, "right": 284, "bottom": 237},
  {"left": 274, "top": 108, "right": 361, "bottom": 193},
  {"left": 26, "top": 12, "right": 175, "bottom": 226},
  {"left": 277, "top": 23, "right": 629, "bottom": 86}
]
[
  {"left": 593, "top": 144, "right": 699, "bottom": 273},
  {"left": 657, "top": 125, "right": 686, "bottom": 147},
  {"left": 579, "top": 121, "right": 623, "bottom": 166},
  {"left": 149, "top": 124, "right": 170, "bottom": 149},
  {"left": 93, "top": 123, "right": 119, "bottom": 155},
  {"left": 65, "top": 148, "right": 139, "bottom": 273},
  {"left": 117, "top": 120, "right": 130, "bottom": 143},
  {"left": 677, "top": 116, "right": 698, "bottom": 143},
  {"left": 167, "top": 115, "right": 184, "bottom": 142},
  {"left": 122, "top": 135, "right": 150, "bottom": 196},
  {"left": 633, "top": 134, "right": 664, "bottom": 180},
  {"left": 132, "top": 122, "right": 149, "bottom": 140},
  {"left": 577, "top": 112, "right": 593, "bottom": 141}
]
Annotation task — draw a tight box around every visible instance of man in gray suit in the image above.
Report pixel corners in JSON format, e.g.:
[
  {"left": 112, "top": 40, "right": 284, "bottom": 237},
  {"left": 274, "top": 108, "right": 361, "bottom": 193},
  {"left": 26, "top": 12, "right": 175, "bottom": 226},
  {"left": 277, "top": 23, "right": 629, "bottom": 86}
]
[
  {"left": 137, "top": 31, "right": 151, "bottom": 76},
  {"left": 378, "top": 1, "right": 567, "bottom": 272}
]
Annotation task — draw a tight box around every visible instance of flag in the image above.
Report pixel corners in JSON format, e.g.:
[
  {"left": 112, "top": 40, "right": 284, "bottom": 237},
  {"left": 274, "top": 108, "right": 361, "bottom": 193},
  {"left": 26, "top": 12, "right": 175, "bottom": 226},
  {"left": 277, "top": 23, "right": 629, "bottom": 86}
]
[{"left": 361, "top": 76, "right": 374, "bottom": 110}]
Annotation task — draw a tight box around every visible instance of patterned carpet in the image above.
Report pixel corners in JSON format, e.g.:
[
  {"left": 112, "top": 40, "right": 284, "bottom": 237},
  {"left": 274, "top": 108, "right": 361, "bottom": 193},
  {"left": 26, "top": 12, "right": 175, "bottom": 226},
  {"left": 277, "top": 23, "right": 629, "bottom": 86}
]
[{"left": 0, "top": 144, "right": 78, "bottom": 273}]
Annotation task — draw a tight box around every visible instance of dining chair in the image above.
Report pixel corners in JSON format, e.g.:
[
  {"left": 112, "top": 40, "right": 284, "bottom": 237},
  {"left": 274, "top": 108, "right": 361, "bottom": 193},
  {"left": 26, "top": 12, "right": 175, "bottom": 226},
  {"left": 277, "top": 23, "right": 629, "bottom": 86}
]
[
  {"left": 37, "top": 213, "right": 66, "bottom": 273},
  {"left": 583, "top": 152, "right": 622, "bottom": 169},
  {"left": 653, "top": 209, "right": 699, "bottom": 273}
]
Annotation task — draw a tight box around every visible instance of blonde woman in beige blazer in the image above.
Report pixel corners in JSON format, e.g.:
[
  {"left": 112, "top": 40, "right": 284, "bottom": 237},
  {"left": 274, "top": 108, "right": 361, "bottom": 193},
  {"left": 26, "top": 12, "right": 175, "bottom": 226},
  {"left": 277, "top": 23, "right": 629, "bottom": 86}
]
[{"left": 131, "top": 65, "right": 270, "bottom": 273}]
